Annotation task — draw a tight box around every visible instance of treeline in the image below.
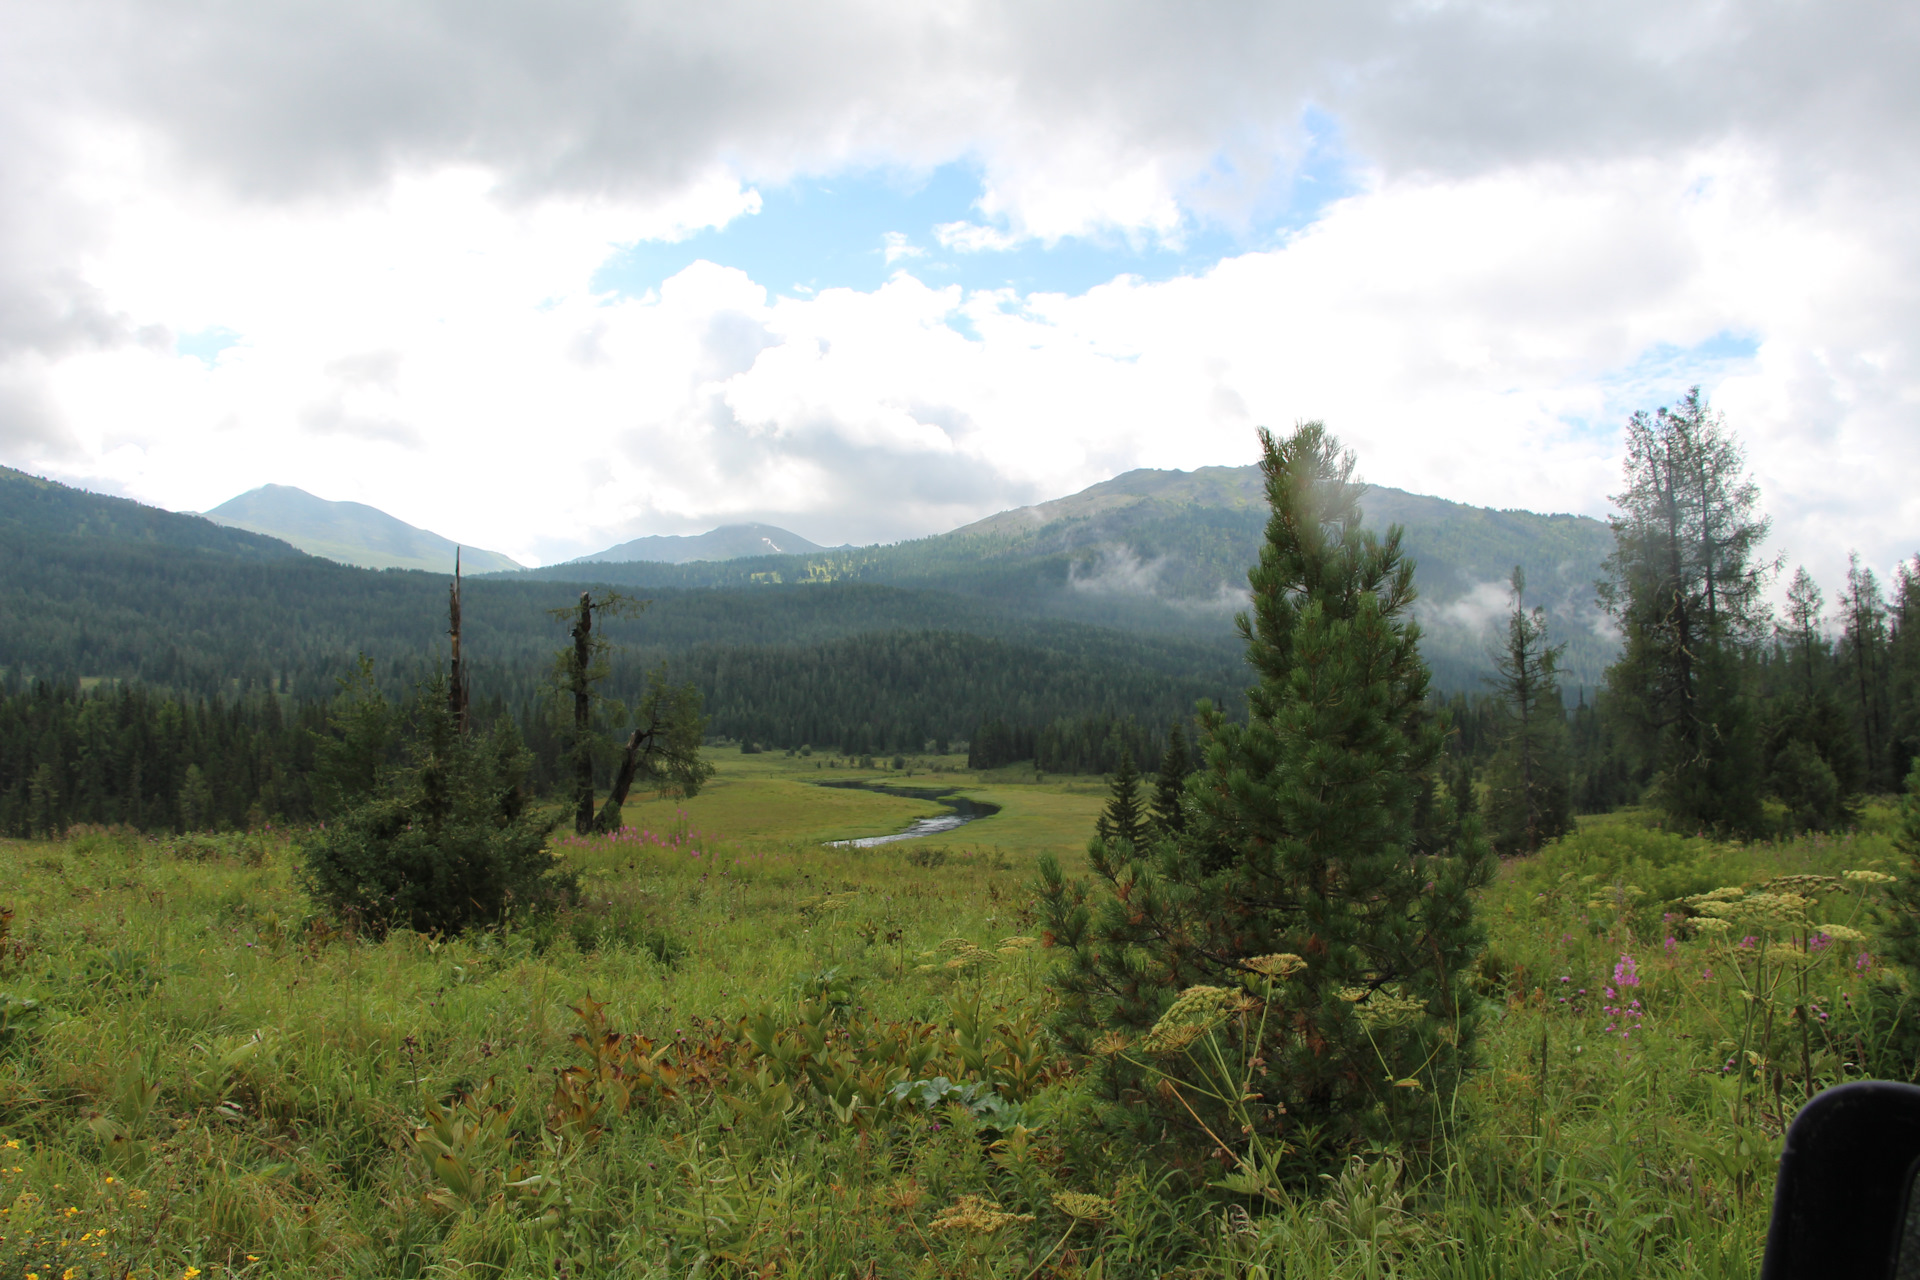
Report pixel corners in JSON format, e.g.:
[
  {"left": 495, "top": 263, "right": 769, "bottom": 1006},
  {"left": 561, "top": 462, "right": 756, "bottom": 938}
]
[
  {"left": 0, "top": 679, "right": 323, "bottom": 836},
  {"left": 967, "top": 714, "right": 1182, "bottom": 775},
  {"left": 664, "top": 631, "right": 1233, "bottom": 760},
  {"left": 1437, "top": 391, "right": 1920, "bottom": 844},
  {"left": 0, "top": 618, "right": 1244, "bottom": 833}
]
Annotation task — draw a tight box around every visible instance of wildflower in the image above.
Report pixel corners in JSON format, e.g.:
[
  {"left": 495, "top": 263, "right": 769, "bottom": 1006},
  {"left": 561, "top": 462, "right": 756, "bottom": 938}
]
[
  {"left": 1664, "top": 935, "right": 1677, "bottom": 956},
  {"left": 929, "top": 1195, "right": 1035, "bottom": 1233},
  {"left": 1244, "top": 953, "right": 1306, "bottom": 979},
  {"left": 1614, "top": 954, "right": 1640, "bottom": 988},
  {"left": 1858, "top": 952, "right": 1875, "bottom": 971},
  {"left": 1817, "top": 923, "right": 1866, "bottom": 943},
  {"left": 1144, "top": 986, "right": 1253, "bottom": 1052},
  {"left": 1845, "top": 869, "right": 1896, "bottom": 884},
  {"left": 1052, "top": 1191, "right": 1112, "bottom": 1221}
]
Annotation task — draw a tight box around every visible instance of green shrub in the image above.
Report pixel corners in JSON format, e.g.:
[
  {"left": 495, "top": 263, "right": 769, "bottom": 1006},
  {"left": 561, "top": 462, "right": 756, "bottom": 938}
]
[{"left": 297, "top": 692, "right": 569, "bottom": 936}]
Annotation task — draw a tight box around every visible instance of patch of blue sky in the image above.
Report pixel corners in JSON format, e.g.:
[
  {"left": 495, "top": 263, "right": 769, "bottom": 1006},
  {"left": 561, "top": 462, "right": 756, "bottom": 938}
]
[
  {"left": 591, "top": 109, "right": 1362, "bottom": 304},
  {"left": 1561, "top": 330, "right": 1763, "bottom": 439},
  {"left": 175, "top": 326, "right": 241, "bottom": 365}
]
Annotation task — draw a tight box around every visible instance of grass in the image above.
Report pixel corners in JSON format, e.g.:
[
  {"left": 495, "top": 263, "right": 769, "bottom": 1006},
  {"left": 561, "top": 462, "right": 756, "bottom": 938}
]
[{"left": 0, "top": 766, "right": 1912, "bottom": 1278}]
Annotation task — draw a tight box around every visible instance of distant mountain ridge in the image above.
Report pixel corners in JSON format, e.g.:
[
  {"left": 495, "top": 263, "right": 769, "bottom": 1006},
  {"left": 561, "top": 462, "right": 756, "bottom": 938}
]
[
  {"left": 572, "top": 522, "right": 828, "bottom": 565},
  {"left": 203, "top": 485, "right": 522, "bottom": 574},
  {"left": 501, "top": 463, "right": 1618, "bottom": 691}
]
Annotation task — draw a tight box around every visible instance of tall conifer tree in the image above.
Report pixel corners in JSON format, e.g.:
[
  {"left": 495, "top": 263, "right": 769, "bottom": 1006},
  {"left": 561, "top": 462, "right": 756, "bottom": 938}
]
[
  {"left": 1039, "top": 422, "right": 1491, "bottom": 1169},
  {"left": 1094, "top": 749, "right": 1147, "bottom": 847},
  {"left": 1597, "top": 389, "right": 1771, "bottom": 834},
  {"left": 1483, "top": 567, "right": 1572, "bottom": 853},
  {"left": 1149, "top": 724, "right": 1191, "bottom": 836}
]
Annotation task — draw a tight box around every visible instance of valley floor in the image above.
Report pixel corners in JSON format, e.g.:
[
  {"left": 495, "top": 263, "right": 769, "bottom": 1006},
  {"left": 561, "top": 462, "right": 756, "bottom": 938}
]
[{"left": 0, "top": 763, "right": 1907, "bottom": 1277}]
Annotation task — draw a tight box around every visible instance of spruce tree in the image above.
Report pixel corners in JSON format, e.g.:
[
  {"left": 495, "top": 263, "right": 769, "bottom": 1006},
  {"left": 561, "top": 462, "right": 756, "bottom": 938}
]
[
  {"left": 1483, "top": 567, "right": 1572, "bottom": 854},
  {"left": 298, "top": 681, "right": 569, "bottom": 936},
  {"left": 1764, "top": 566, "right": 1861, "bottom": 829},
  {"left": 1038, "top": 422, "right": 1491, "bottom": 1171},
  {"left": 1893, "top": 559, "right": 1920, "bottom": 784},
  {"left": 1840, "top": 555, "right": 1893, "bottom": 790},
  {"left": 1149, "top": 724, "right": 1191, "bottom": 836},
  {"left": 1094, "top": 749, "right": 1147, "bottom": 846}
]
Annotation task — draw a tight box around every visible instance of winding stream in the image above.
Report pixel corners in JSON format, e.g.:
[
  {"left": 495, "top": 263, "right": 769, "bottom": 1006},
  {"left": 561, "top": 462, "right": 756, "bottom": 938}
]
[{"left": 816, "top": 781, "right": 1001, "bottom": 847}]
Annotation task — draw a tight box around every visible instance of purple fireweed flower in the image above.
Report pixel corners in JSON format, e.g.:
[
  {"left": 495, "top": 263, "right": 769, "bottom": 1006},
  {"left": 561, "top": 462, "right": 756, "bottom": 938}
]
[
  {"left": 1664, "top": 935, "right": 1678, "bottom": 956},
  {"left": 1858, "top": 952, "right": 1875, "bottom": 971},
  {"left": 1810, "top": 932, "right": 1835, "bottom": 953},
  {"left": 1738, "top": 936, "right": 1757, "bottom": 950},
  {"left": 1614, "top": 955, "right": 1640, "bottom": 988}
]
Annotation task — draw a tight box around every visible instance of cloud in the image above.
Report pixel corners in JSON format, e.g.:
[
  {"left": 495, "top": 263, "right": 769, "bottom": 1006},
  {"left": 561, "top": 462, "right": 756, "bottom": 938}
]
[
  {"left": 933, "top": 221, "right": 1025, "bottom": 253},
  {"left": 881, "top": 232, "right": 924, "bottom": 264},
  {"left": 0, "top": 1, "right": 1911, "bottom": 586}
]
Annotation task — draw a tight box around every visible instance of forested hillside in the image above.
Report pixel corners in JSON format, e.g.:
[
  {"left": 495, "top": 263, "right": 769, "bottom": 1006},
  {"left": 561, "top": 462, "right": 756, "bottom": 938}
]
[
  {"left": 0, "top": 467, "right": 1252, "bottom": 831},
  {"left": 517, "top": 464, "right": 1617, "bottom": 690}
]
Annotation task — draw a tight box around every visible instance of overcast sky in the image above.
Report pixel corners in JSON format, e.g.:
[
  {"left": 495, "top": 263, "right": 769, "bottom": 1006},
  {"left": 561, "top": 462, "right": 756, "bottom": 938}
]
[{"left": 0, "top": 1, "right": 1914, "bottom": 586}]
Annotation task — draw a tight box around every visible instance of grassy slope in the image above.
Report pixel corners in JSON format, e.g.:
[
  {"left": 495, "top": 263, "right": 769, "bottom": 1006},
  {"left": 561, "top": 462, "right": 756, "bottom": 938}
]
[{"left": 0, "top": 769, "right": 1908, "bottom": 1277}]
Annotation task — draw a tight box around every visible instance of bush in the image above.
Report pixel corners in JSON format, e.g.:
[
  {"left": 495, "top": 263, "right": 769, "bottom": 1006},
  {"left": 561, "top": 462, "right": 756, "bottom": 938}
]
[{"left": 298, "top": 693, "right": 569, "bottom": 936}]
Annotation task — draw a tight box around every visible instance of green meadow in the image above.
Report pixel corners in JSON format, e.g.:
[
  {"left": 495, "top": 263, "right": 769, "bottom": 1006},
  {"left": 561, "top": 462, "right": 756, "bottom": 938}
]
[{"left": 0, "top": 752, "right": 1911, "bottom": 1278}]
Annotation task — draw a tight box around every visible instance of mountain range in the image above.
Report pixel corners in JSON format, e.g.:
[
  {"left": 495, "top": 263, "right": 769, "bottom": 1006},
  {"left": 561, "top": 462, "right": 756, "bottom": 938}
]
[
  {"left": 509, "top": 464, "right": 1618, "bottom": 691},
  {"left": 202, "top": 485, "right": 522, "bottom": 574},
  {"left": 0, "top": 457, "right": 1620, "bottom": 761},
  {"left": 570, "top": 523, "right": 828, "bottom": 565}
]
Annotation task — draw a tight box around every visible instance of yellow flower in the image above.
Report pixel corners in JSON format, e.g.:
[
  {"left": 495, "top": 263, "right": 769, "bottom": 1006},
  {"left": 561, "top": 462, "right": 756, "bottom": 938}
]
[{"left": 184, "top": 1268, "right": 203, "bottom": 1280}]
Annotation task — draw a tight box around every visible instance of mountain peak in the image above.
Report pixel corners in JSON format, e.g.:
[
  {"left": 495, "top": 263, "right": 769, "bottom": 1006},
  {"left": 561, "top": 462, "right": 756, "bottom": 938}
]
[
  {"left": 203, "top": 485, "right": 522, "bottom": 574},
  {"left": 571, "top": 522, "right": 829, "bottom": 566}
]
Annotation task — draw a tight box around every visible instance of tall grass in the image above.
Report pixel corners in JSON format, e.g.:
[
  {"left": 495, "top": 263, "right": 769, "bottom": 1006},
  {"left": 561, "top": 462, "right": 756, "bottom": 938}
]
[{"left": 0, "top": 808, "right": 1906, "bottom": 1277}]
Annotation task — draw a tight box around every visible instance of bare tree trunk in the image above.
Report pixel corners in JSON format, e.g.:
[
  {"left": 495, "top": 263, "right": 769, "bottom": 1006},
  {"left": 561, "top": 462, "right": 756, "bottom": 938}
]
[
  {"left": 572, "top": 591, "right": 595, "bottom": 835},
  {"left": 596, "top": 726, "right": 651, "bottom": 831},
  {"left": 447, "top": 548, "right": 469, "bottom": 735}
]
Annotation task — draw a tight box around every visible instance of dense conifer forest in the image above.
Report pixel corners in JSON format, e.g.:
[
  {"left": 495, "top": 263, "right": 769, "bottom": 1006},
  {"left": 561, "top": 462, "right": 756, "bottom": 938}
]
[{"left": 3, "top": 427, "right": 1917, "bottom": 839}]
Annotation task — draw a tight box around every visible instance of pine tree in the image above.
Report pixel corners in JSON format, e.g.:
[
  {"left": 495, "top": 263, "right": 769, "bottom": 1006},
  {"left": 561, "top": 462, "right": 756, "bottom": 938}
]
[
  {"left": 1597, "top": 389, "right": 1771, "bottom": 835},
  {"left": 1094, "top": 749, "right": 1147, "bottom": 846},
  {"left": 1149, "top": 724, "right": 1191, "bottom": 836},
  {"left": 1879, "top": 762, "right": 1920, "bottom": 992},
  {"left": 1039, "top": 422, "right": 1491, "bottom": 1171},
  {"left": 1483, "top": 567, "right": 1572, "bottom": 853}
]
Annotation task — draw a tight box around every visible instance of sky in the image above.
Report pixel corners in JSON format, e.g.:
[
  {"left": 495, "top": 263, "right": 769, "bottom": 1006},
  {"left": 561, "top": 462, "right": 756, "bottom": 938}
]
[{"left": 0, "top": 2, "right": 1915, "bottom": 592}]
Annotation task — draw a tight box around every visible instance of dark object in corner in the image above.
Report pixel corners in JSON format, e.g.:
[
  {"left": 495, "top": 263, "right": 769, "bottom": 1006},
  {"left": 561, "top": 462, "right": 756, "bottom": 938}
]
[{"left": 1763, "top": 1081, "right": 1920, "bottom": 1279}]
